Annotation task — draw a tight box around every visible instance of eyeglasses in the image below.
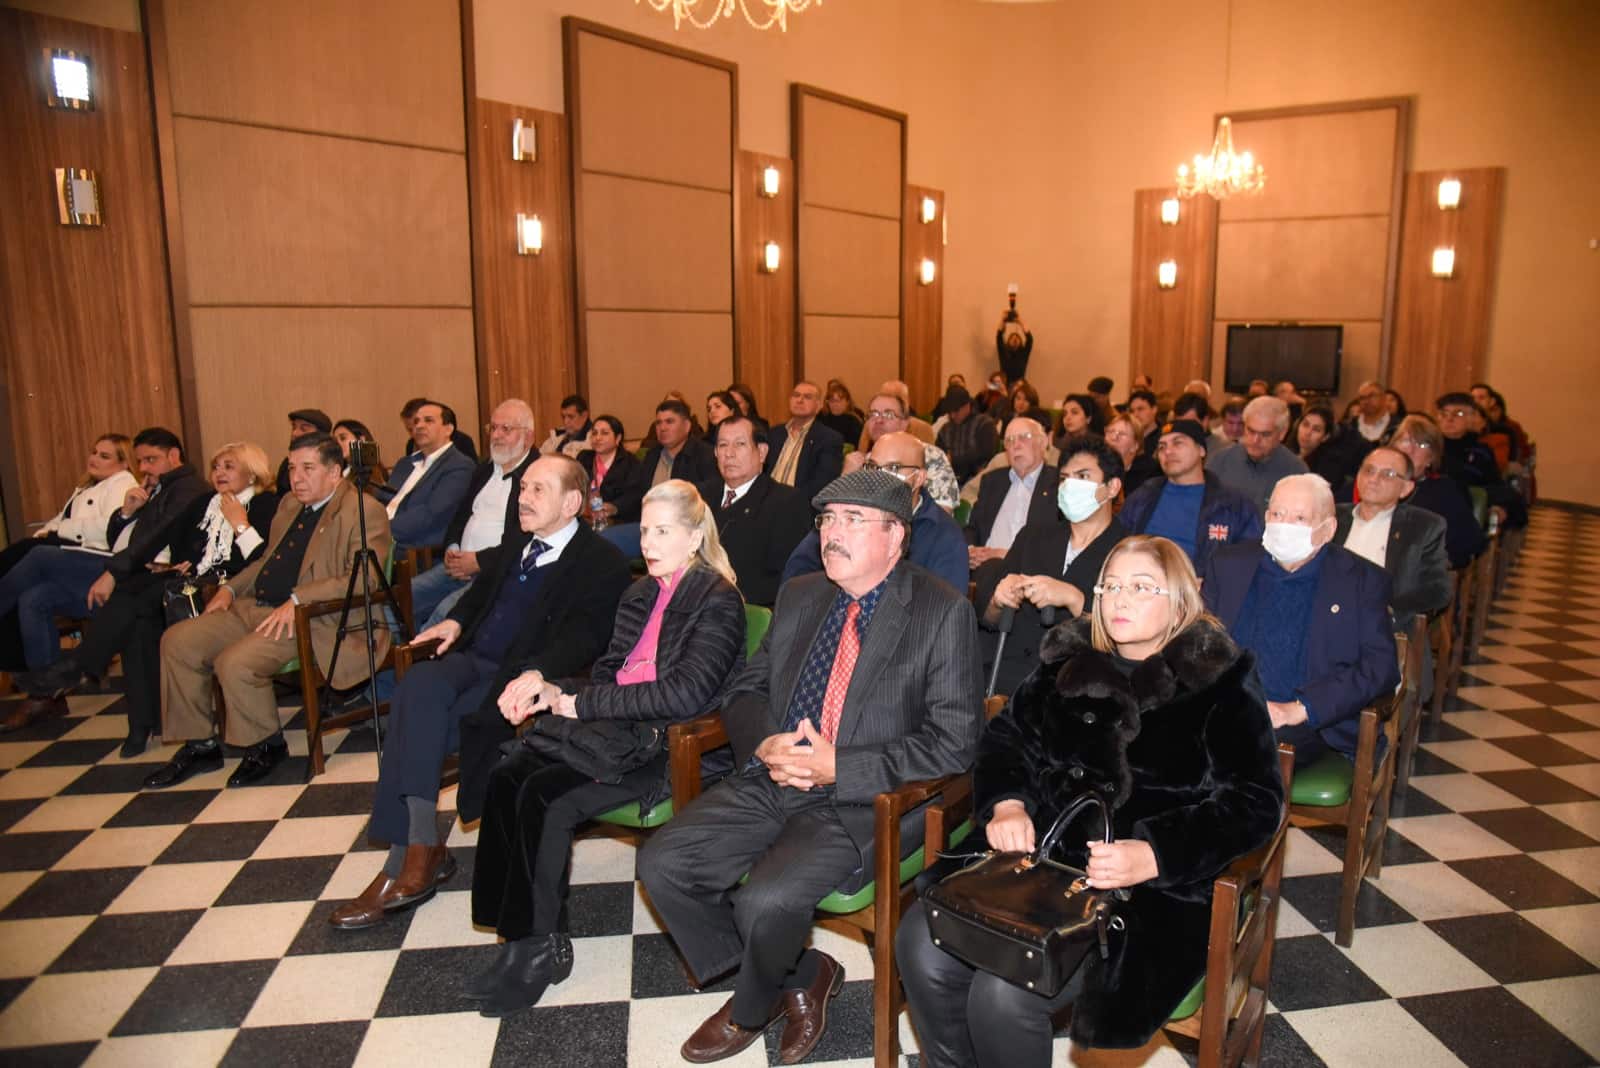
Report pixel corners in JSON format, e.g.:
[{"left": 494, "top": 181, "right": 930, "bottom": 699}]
[
  {"left": 1437, "top": 407, "right": 1472, "bottom": 420},
  {"left": 1393, "top": 437, "right": 1433, "bottom": 451},
  {"left": 485, "top": 422, "right": 530, "bottom": 435},
  {"left": 1002, "top": 432, "right": 1040, "bottom": 447},
  {"left": 1359, "top": 464, "right": 1408, "bottom": 482},
  {"left": 862, "top": 459, "right": 922, "bottom": 476},
  {"left": 1093, "top": 581, "right": 1168, "bottom": 600},
  {"left": 815, "top": 513, "right": 896, "bottom": 532},
  {"left": 866, "top": 409, "right": 905, "bottom": 422}
]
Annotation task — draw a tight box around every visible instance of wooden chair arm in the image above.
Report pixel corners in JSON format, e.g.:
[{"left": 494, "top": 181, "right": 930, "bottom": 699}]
[
  {"left": 667, "top": 711, "right": 729, "bottom": 814},
  {"left": 393, "top": 637, "right": 444, "bottom": 682}
]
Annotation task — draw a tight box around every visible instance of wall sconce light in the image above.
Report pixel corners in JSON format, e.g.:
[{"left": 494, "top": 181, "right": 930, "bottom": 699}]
[
  {"left": 761, "top": 241, "right": 781, "bottom": 273},
  {"left": 46, "top": 49, "right": 92, "bottom": 109},
  {"left": 918, "top": 258, "right": 936, "bottom": 286},
  {"left": 511, "top": 118, "right": 537, "bottom": 162},
  {"left": 516, "top": 213, "right": 543, "bottom": 255},
  {"left": 1436, "top": 178, "right": 1461, "bottom": 210},
  {"left": 55, "top": 167, "right": 102, "bottom": 226},
  {"left": 921, "top": 196, "right": 937, "bottom": 224},
  {"left": 1159, "top": 198, "right": 1180, "bottom": 225},
  {"left": 1431, "top": 247, "right": 1455, "bottom": 278},
  {"left": 1157, "top": 260, "right": 1177, "bottom": 288},
  {"left": 760, "top": 166, "right": 780, "bottom": 197}
]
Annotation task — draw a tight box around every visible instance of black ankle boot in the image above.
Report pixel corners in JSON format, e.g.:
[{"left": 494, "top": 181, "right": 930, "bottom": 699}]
[
  {"left": 462, "top": 942, "right": 513, "bottom": 1001},
  {"left": 477, "top": 934, "right": 574, "bottom": 1018}
]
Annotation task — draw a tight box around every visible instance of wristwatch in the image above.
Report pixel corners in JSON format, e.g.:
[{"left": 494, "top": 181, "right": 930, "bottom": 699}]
[{"left": 233, "top": 522, "right": 250, "bottom": 535}]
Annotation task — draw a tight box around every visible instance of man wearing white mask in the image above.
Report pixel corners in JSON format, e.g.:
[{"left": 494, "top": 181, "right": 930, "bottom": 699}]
[
  {"left": 1202, "top": 474, "right": 1398, "bottom": 767},
  {"left": 975, "top": 439, "right": 1127, "bottom": 697}
]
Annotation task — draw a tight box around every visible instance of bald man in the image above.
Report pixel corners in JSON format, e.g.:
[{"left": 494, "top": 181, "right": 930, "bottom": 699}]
[
  {"left": 783, "top": 431, "right": 968, "bottom": 594},
  {"left": 409, "top": 399, "right": 540, "bottom": 627}
]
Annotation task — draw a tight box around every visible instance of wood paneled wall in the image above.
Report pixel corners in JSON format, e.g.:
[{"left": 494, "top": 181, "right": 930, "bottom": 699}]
[
  {"left": 735, "top": 150, "right": 795, "bottom": 421},
  {"left": 148, "top": 0, "right": 476, "bottom": 470},
  {"left": 467, "top": 100, "right": 578, "bottom": 429},
  {"left": 793, "top": 85, "right": 905, "bottom": 402},
  {"left": 1128, "top": 189, "right": 1217, "bottom": 396},
  {"left": 0, "top": 8, "right": 181, "bottom": 526},
  {"left": 1390, "top": 167, "right": 1505, "bottom": 408},
  {"left": 902, "top": 185, "right": 945, "bottom": 413}
]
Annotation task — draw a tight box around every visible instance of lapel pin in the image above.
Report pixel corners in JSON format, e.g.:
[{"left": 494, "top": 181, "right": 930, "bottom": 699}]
[{"left": 1331, "top": 604, "right": 1341, "bottom": 614}]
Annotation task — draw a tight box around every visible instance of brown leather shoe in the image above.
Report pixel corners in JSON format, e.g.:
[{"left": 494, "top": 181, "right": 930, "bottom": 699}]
[
  {"left": 0, "top": 695, "right": 68, "bottom": 733},
  {"left": 681, "top": 996, "right": 783, "bottom": 1064},
  {"left": 390, "top": 843, "right": 457, "bottom": 908},
  {"left": 778, "top": 952, "right": 844, "bottom": 1064},
  {"left": 328, "top": 871, "right": 402, "bottom": 929}
]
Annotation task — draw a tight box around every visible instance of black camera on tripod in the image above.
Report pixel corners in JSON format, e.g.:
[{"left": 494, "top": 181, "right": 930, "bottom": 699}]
[{"left": 348, "top": 440, "right": 381, "bottom": 479}]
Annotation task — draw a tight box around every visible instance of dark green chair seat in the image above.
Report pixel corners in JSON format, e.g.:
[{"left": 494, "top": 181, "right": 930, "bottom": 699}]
[
  {"left": 1468, "top": 485, "right": 1489, "bottom": 528},
  {"left": 743, "top": 604, "right": 772, "bottom": 658},
  {"left": 1168, "top": 975, "right": 1206, "bottom": 1022},
  {"left": 1290, "top": 751, "right": 1353, "bottom": 806},
  {"left": 815, "top": 820, "right": 973, "bottom": 914},
  {"left": 953, "top": 500, "right": 972, "bottom": 527}
]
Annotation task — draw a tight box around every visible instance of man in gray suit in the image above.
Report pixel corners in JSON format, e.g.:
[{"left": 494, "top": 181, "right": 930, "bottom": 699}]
[
  {"left": 639, "top": 468, "right": 983, "bottom": 1065},
  {"left": 1335, "top": 444, "right": 1451, "bottom": 629}
]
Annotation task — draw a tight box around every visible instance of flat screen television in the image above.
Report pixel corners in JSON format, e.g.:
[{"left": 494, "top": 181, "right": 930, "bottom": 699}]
[{"left": 1224, "top": 324, "right": 1343, "bottom": 394}]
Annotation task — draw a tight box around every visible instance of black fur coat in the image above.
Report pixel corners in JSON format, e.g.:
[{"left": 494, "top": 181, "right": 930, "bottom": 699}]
[{"left": 975, "top": 617, "right": 1284, "bottom": 1049}]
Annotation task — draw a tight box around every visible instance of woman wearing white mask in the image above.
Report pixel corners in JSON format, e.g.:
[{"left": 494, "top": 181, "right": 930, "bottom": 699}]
[{"left": 975, "top": 438, "right": 1127, "bottom": 697}]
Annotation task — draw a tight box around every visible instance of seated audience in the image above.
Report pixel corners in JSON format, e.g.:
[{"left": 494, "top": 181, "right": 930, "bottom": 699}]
[
  {"left": 995, "top": 380, "right": 1040, "bottom": 432},
  {"left": 817, "top": 379, "right": 864, "bottom": 446},
  {"left": 976, "top": 370, "right": 1009, "bottom": 415},
  {"left": 467, "top": 479, "right": 747, "bottom": 1016},
  {"left": 409, "top": 400, "right": 537, "bottom": 628},
  {"left": 1126, "top": 389, "right": 1159, "bottom": 454},
  {"left": 1472, "top": 383, "right": 1529, "bottom": 468},
  {"left": 1208, "top": 396, "right": 1246, "bottom": 454},
  {"left": 785, "top": 431, "right": 968, "bottom": 594},
  {"left": 378, "top": 400, "right": 476, "bottom": 551},
  {"left": 607, "top": 400, "right": 718, "bottom": 558},
  {"left": 700, "top": 415, "right": 812, "bottom": 607},
  {"left": 1346, "top": 380, "right": 1396, "bottom": 444},
  {"left": 328, "top": 455, "right": 630, "bottom": 932},
  {"left": 1437, "top": 391, "right": 1528, "bottom": 528},
  {"left": 1247, "top": 379, "right": 1270, "bottom": 398},
  {"left": 1390, "top": 414, "right": 1485, "bottom": 569},
  {"left": 1206, "top": 395, "right": 1308, "bottom": 508},
  {"left": 1336, "top": 445, "right": 1451, "bottom": 628},
  {"left": 1273, "top": 379, "right": 1306, "bottom": 423},
  {"left": 847, "top": 391, "right": 960, "bottom": 511},
  {"left": 936, "top": 384, "right": 999, "bottom": 483},
  {"left": 1204, "top": 474, "right": 1399, "bottom": 766},
  {"left": 897, "top": 535, "right": 1282, "bottom": 1067},
  {"left": 1291, "top": 404, "right": 1363, "bottom": 497},
  {"left": 704, "top": 389, "right": 741, "bottom": 444},
  {"left": 1133, "top": 371, "right": 1156, "bottom": 392},
  {"left": 966, "top": 412, "right": 1058, "bottom": 569},
  {"left": 1104, "top": 414, "right": 1157, "bottom": 496},
  {"left": 332, "top": 418, "right": 387, "bottom": 483},
  {"left": 1170, "top": 390, "right": 1210, "bottom": 426},
  {"left": 727, "top": 382, "right": 769, "bottom": 435},
  {"left": 854, "top": 380, "right": 937, "bottom": 450},
  {"left": 578, "top": 415, "right": 640, "bottom": 525},
  {"left": 641, "top": 391, "right": 707, "bottom": 451},
  {"left": 1086, "top": 375, "right": 1115, "bottom": 421},
  {"left": 1118, "top": 419, "right": 1262, "bottom": 573},
  {"left": 540, "top": 394, "right": 591, "bottom": 459},
  {"left": 639, "top": 468, "right": 983, "bottom": 1065},
  {"left": 765, "top": 381, "right": 845, "bottom": 500},
  {"left": 17, "top": 443, "right": 277, "bottom": 753},
  {"left": 399, "top": 396, "right": 478, "bottom": 462},
  {"left": 274, "top": 408, "right": 331, "bottom": 494},
  {"left": 975, "top": 437, "right": 1128, "bottom": 697},
  {"left": 148, "top": 433, "right": 393, "bottom": 789},
  {"left": 1051, "top": 392, "right": 1105, "bottom": 453}
]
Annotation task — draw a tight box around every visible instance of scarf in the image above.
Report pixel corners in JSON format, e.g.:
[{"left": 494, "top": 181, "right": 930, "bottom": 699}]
[{"left": 195, "top": 487, "right": 256, "bottom": 576}]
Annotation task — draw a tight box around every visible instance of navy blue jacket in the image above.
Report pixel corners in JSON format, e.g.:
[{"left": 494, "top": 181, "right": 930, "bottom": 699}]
[
  {"left": 1118, "top": 470, "right": 1263, "bottom": 575},
  {"left": 781, "top": 491, "right": 968, "bottom": 596},
  {"left": 1203, "top": 541, "right": 1399, "bottom": 760},
  {"left": 378, "top": 445, "right": 476, "bottom": 551},
  {"left": 764, "top": 420, "right": 845, "bottom": 501}
]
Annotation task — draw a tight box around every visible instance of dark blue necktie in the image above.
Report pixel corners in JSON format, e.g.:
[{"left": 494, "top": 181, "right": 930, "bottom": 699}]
[{"left": 519, "top": 539, "right": 550, "bottom": 581}]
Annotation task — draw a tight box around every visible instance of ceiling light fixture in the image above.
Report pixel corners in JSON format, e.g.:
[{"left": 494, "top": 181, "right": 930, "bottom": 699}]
[
  {"left": 1175, "top": 117, "right": 1264, "bottom": 200},
  {"left": 635, "top": 0, "right": 820, "bottom": 33}
]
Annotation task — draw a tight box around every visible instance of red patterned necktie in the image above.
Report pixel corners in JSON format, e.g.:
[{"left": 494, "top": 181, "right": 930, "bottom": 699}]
[
  {"left": 818, "top": 601, "right": 860, "bottom": 742},
  {"left": 722, "top": 487, "right": 736, "bottom": 508}
]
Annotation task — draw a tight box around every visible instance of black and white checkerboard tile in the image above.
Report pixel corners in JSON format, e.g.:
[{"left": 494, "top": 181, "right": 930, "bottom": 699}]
[{"left": 0, "top": 506, "right": 1596, "bottom": 1066}]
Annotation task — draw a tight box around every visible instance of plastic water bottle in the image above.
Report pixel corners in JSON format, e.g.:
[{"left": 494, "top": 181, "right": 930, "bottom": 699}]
[{"left": 589, "top": 487, "right": 608, "bottom": 530}]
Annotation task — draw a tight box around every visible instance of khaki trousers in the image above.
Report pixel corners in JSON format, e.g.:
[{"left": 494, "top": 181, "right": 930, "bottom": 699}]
[{"left": 160, "top": 598, "right": 296, "bottom": 746}]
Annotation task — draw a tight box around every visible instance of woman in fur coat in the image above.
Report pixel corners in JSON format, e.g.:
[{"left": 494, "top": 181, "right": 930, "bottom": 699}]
[{"left": 897, "top": 534, "right": 1284, "bottom": 1066}]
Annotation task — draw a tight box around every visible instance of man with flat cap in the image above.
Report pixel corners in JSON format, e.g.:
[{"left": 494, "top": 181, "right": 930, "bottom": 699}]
[
  {"left": 639, "top": 468, "right": 984, "bottom": 1065},
  {"left": 275, "top": 408, "right": 332, "bottom": 495},
  {"left": 1117, "top": 418, "right": 1263, "bottom": 574}
]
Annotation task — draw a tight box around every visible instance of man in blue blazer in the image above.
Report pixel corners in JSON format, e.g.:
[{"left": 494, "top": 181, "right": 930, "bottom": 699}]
[
  {"left": 765, "top": 381, "right": 844, "bottom": 501},
  {"left": 376, "top": 400, "right": 476, "bottom": 552},
  {"left": 1203, "top": 473, "right": 1399, "bottom": 766}
]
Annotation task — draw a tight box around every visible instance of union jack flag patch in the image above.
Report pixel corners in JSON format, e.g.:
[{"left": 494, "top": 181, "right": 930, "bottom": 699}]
[{"left": 1207, "top": 524, "right": 1230, "bottom": 541}]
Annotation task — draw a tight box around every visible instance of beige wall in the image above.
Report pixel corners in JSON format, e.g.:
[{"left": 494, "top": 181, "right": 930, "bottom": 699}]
[{"left": 474, "top": 0, "right": 1598, "bottom": 504}]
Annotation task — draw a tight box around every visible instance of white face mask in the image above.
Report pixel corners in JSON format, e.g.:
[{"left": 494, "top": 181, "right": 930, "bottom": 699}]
[
  {"left": 1262, "top": 521, "right": 1319, "bottom": 566},
  {"left": 1057, "top": 477, "right": 1103, "bottom": 523}
]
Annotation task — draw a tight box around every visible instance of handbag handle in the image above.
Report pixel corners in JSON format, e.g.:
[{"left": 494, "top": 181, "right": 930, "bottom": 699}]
[{"left": 1032, "top": 792, "right": 1112, "bottom": 864}]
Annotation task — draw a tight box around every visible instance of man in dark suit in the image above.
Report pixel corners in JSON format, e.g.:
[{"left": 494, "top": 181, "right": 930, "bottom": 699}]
[
  {"left": 700, "top": 415, "right": 812, "bottom": 607},
  {"left": 1204, "top": 473, "right": 1399, "bottom": 767},
  {"left": 377, "top": 400, "right": 476, "bottom": 552},
  {"left": 408, "top": 399, "right": 538, "bottom": 627},
  {"left": 329, "top": 455, "right": 631, "bottom": 929},
  {"left": 606, "top": 399, "right": 718, "bottom": 558},
  {"left": 640, "top": 468, "right": 983, "bottom": 1065},
  {"left": 765, "top": 380, "right": 845, "bottom": 501},
  {"left": 965, "top": 410, "right": 1057, "bottom": 570},
  {"left": 1335, "top": 445, "right": 1450, "bottom": 628}
]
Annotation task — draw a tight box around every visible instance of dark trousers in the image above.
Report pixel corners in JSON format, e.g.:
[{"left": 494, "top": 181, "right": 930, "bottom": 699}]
[
  {"left": 895, "top": 900, "right": 1084, "bottom": 1068},
  {"left": 0, "top": 539, "right": 48, "bottom": 669},
  {"left": 1276, "top": 719, "right": 1334, "bottom": 768},
  {"left": 471, "top": 746, "right": 657, "bottom": 940},
  {"left": 369, "top": 650, "right": 499, "bottom": 845},
  {"left": 0, "top": 546, "right": 106, "bottom": 668},
  {"left": 637, "top": 770, "right": 865, "bottom": 1027},
  {"left": 72, "top": 572, "right": 167, "bottom": 733}
]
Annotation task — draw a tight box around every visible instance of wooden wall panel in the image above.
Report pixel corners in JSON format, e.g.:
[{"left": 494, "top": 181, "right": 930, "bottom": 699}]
[
  {"left": 734, "top": 150, "right": 795, "bottom": 421},
  {"left": 797, "top": 94, "right": 903, "bottom": 218},
  {"left": 161, "top": 0, "right": 464, "bottom": 151},
  {"left": 467, "top": 100, "right": 577, "bottom": 437},
  {"left": 1390, "top": 167, "right": 1505, "bottom": 408},
  {"left": 173, "top": 118, "right": 472, "bottom": 307},
  {"left": 902, "top": 185, "right": 945, "bottom": 414},
  {"left": 0, "top": 9, "right": 181, "bottom": 526},
  {"left": 803, "top": 317, "right": 902, "bottom": 404},
  {"left": 586, "top": 311, "right": 733, "bottom": 438},
  {"left": 798, "top": 211, "right": 900, "bottom": 316},
  {"left": 1218, "top": 109, "right": 1398, "bottom": 222},
  {"left": 1129, "top": 189, "right": 1217, "bottom": 394},
  {"left": 579, "top": 175, "right": 732, "bottom": 311},
  {"left": 190, "top": 308, "right": 477, "bottom": 468},
  {"left": 1214, "top": 216, "right": 1391, "bottom": 321}
]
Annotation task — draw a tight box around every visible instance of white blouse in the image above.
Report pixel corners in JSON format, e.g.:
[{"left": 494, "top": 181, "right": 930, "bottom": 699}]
[{"left": 37, "top": 470, "right": 139, "bottom": 552}]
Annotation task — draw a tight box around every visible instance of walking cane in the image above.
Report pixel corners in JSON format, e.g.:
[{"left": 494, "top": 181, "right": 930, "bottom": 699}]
[{"left": 986, "top": 607, "right": 1015, "bottom": 700}]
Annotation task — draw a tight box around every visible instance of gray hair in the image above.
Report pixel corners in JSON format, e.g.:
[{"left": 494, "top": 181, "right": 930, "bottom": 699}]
[
  {"left": 494, "top": 398, "right": 535, "bottom": 429},
  {"left": 1244, "top": 395, "right": 1291, "bottom": 433},
  {"left": 1272, "top": 473, "right": 1336, "bottom": 523}
]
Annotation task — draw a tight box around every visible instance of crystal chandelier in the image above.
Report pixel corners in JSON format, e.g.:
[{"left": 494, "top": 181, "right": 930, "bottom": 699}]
[
  {"left": 1174, "top": 117, "right": 1265, "bottom": 200},
  {"left": 635, "top": 0, "right": 820, "bottom": 32}
]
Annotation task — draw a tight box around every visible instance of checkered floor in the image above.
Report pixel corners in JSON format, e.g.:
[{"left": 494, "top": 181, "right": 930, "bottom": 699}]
[{"left": 0, "top": 506, "right": 1597, "bottom": 1067}]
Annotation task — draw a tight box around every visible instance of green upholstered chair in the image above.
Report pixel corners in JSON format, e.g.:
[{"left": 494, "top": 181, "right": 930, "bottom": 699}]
[
  {"left": 1465, "top": 486, "right": 1500, "bottom": 664},
  {"left": 953, "top": 499, "right": 972, "bottom": 527},
  {"left": 1393, "top": 614, "right": 1431, "bottom": 798}
]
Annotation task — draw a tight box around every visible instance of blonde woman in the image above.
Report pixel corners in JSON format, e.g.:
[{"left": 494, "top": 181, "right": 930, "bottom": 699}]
[
  {"left": 468, "top": 479, "right": 747, "bottom": 1017},
  {"left": 17, "top": 442, "right": 278, "bottom": 755},
  {"left": 898, "top": 535, "right": 1283, "bottom": 1066}
]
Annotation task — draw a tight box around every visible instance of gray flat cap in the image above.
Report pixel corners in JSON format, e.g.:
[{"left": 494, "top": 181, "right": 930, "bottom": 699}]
[{"left": 812, "top": 468, "right": 915, "bottom": 526}]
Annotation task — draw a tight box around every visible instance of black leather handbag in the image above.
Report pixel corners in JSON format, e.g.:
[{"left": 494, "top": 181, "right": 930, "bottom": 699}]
[
  {"left": 923, "top": 792, "right": 1122, "bottom": 997},
  {"left": 515, "top": 717, "right": 665, "bottom": 784},
  {"left": 162, "top": 573, "right": 221, "bottom": 626}
]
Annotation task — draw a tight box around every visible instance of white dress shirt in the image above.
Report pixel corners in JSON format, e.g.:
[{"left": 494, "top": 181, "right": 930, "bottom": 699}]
[
  {"left": 457, "top": 454, "right": 528, "bottom": 553},
  {"left": 1344, "top": 504, "right": 1396, "bottom": 568},
  {"left": 387, "top": 441, "right": 454, "bottom": 519},
  {"left": 986, "top": 464, "right": 1042, "bottom": 551}
]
